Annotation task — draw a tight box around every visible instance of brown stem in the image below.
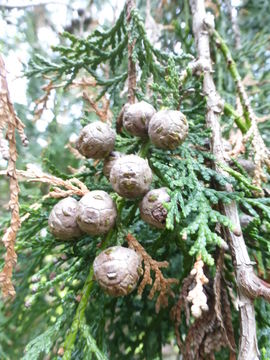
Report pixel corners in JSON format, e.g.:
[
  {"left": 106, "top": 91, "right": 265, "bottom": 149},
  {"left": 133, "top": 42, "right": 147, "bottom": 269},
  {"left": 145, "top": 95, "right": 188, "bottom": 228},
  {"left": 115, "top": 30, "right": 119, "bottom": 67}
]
[
  {"left": 0, "top": 167, "right": 89, "bottom": 199},
  {"left": 126, "top": 0, "right": 136, "bottom": 104},
  {"left": 238, "top": 266, "right": 270, "bottom": 300},
  {"left": 171, "top": 274, "right": 194, "bottom": 351},
  {"left": 82, "top": 91, "right": 111, "bottom": 123},
  {"left": 126, "top": 233, "right": 178, "bottom": 312},
  {"left": 188, "top": 1, "right": 270, "bottom": 359},
  {"left": 0, "top": 55, "right": 27, "bottom": 298}
]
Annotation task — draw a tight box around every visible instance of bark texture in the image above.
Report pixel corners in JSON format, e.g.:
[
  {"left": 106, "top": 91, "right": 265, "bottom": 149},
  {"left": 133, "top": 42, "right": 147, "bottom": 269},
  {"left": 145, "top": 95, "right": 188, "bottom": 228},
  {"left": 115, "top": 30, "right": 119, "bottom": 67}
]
[
  {"left": 126, "top": 0, "right": 136, "bottom": 104},
  {"left": 188, "top": 1, "right": 269, "bottom": 358}
]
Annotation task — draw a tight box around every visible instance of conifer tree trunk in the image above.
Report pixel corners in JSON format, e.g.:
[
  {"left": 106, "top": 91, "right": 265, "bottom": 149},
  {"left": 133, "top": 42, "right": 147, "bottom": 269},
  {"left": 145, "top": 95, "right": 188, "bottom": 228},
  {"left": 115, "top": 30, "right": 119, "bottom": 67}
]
[{"left": 189, "top": 0, "right": 260, "bottom": 358}]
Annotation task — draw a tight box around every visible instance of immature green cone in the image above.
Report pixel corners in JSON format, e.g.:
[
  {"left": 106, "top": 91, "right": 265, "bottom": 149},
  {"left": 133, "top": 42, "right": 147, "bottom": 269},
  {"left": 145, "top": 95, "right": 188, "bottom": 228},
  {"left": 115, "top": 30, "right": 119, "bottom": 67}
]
[
  {"left": 48, "top": 197, "right": 83, "bottom": 240},
  {"left": 148, "top": 110, "right": 188, "bottom": 150},
  {"left": 76, "top": 190, "right": 117, "bottom": 235},
  {"left": 140, "top": 188, "right": 170, "bottom": 229},
  {"left": 76, "top": 121, "right": 116, "bottom": 159},
  {"left": 122, "top": 101, "right": 156, "bottom": 137},
  {"left": 93, "top": 246, "right": 142, "bottom": 296},
  {"left": 110, "top": 154, "right": 152, "bottom": 199}
]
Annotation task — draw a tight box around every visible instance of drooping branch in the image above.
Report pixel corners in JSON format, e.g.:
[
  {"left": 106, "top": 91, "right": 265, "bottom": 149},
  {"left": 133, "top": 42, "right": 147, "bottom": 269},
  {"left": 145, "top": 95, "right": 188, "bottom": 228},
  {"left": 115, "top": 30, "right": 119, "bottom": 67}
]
[
  {"left": 189, "top": 1, "right": 270, "bottom": 358},
  {"left": 0, "top": 55, "right": 28, "bottom": 298}
]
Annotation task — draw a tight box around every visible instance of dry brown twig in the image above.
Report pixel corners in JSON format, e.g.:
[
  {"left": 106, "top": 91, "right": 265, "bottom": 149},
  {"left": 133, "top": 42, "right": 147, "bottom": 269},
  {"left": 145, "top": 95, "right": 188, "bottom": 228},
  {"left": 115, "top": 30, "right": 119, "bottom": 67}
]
[
  {"left": 67, "top": 165, "right": 86, "bottom": 175},
  {"left": 213, "top": 249, "right": 237, "bottom": 354},
  {"left": 126, "top": 233, "right": 178, "bottom": 312},
  {"left": 70, "top": 77, "right": 97, "bottom": 89},
  {"left": 0, "top": 164, "right": 89, "bottom": 199},
  {"left": 187, "top": 256, "right": 209, "bottom": 318},
  {"left": 0, "top": 165, "right": 89, "bottom": 249},
  {"left": 23, "top": 165, "right": 88, "bottom": 199},
  {"left": 82, "top": 91, "right": 112, "bottom": 123},
  {"left": 177, "top": 253, "right": 236, "bottom": 359},
  {"left": 172, "top": 252, "right": 236, "bottom": 357},
  {"left": 0, "top": 55, "right": 28, "bottom": 298},
  {"left": 14, "top": 167, "right": 89, "bottom": 223},
  {"left": 34, "top": 75, "right": 112, "bottom": 130},
  {"left": 171, "top": 274, "right": 195, "bottom": 351},
  {"left": 34, "top": 80, "right": 57, "bottom": 121},
  {"left": 65, "top": 142, "right": 85, "bottom": 160},
  {"left": 33, "top": 76, "right": 97, "bottom": 121}
]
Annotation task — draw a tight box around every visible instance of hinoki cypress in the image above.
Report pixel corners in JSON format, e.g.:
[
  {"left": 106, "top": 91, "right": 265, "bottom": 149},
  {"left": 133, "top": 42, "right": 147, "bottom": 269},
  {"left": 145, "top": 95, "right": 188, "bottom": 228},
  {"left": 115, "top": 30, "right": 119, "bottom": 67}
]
[{"left": 0, "top": 1, "right": 270, "bottom": 359}]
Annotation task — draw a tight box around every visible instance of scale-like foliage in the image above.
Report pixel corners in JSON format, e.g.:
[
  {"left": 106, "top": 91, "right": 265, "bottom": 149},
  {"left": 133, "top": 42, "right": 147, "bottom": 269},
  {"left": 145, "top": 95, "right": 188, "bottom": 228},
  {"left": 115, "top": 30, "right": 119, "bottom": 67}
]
[{"left": 0, "top": 1, "right": 270, "bottom": 359}]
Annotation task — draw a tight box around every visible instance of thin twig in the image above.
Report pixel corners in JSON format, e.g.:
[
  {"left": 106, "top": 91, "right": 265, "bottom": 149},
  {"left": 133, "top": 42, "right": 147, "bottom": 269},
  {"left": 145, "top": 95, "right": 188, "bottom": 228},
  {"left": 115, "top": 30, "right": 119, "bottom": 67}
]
[
  {"left": 33, "top": 77, "right": 97, "bottom": 122},
  {"left": 126, "top": 233, "right": 178, "bottom": 312},
  {"left": 0, "top": 55, "right": 28, "bottom": 298},
  {"left": 82, "top": 92, "right": 111, "bottom": 123},
  {"left": 0, "top": 165, "right": 89, "bottom": 199}
]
